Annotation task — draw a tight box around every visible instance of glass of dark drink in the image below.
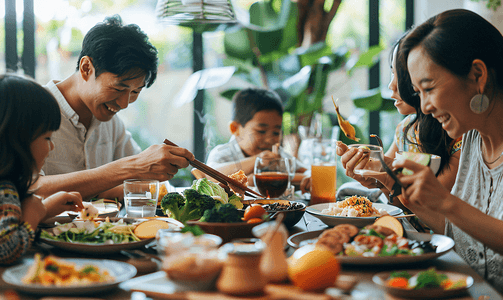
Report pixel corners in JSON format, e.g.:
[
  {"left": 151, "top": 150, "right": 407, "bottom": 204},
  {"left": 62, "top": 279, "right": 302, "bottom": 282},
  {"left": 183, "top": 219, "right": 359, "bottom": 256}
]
[{"left": 253, "top": 157, "right": 290, "bottom": 199}]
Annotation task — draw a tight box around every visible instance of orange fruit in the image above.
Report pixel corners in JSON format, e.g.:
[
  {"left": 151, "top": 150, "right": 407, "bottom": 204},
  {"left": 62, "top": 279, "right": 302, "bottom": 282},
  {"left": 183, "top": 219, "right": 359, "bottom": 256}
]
[
  {"left": 243, "top": 205, "right": 267, "bottom": 221},
  {"left": 287, "top": 244, "right": 340, "bottom": 292}
]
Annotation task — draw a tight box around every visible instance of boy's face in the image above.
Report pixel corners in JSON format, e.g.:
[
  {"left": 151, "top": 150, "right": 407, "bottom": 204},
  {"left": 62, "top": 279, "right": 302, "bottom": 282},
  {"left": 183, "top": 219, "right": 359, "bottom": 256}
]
[{"left": 234, "top": 110, "right": 282, "bottom": 157}]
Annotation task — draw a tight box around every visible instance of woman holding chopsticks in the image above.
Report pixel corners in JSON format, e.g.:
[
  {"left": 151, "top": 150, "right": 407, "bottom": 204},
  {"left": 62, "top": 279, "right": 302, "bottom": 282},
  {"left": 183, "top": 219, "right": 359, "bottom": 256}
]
[{"left": 346, "top": 9, "right": 503, "bottom": 293}]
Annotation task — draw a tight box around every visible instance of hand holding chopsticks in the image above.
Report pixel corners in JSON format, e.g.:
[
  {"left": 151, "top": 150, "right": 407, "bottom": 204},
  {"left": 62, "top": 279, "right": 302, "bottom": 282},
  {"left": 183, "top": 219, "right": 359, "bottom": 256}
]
[{"left": 163, "top": 139, "right": 264, "bottom": 198}]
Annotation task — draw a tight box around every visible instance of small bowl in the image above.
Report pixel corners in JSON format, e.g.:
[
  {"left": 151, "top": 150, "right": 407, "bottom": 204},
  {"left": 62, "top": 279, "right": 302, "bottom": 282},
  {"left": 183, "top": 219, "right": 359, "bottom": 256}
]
[
  {"left": 186, "top": 220, "right": 264, "bottom": 244},
  {"left": 242, "top": 199, "right": 306, "bottom": 229},
  {"left": 372, "top": 269, "right": 473, "bottom": 299},
  {"left": 156, "top": 230, "right": 222, "bottom": 255},
  {"left": 157, "top": 231, "right": 223, "bottom": 291}
]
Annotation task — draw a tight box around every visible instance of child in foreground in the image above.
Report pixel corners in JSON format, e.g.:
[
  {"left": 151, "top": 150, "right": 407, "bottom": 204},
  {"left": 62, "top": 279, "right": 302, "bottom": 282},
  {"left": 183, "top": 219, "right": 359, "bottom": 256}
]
[
  {"left": 206, "top": 88, "right": 305, "bottom": 183},
  {"left": 0, "top": 74, "right": 84, "bottom": 265}
]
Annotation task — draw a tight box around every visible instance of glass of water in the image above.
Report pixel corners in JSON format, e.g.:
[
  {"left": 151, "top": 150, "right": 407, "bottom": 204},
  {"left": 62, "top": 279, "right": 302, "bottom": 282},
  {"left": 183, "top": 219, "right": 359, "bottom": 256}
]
[{"left": 123, "top": 179, "right": 159, "bottom": 218}]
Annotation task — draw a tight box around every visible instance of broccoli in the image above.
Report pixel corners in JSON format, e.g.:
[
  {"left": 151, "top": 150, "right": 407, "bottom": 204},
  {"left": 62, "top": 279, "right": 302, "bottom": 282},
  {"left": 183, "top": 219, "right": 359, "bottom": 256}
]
[
  {"left": 181, "top": 189, "right": 220, "bottom": 221},
  {"left": 160, "top": 192, "right": 185, "bottom": 220},
  {"left": 160, "top": 189, "right": 220, "bottom": 224},
  {"left": 199, "top": 203, "right": 243, "bottom": 223}
]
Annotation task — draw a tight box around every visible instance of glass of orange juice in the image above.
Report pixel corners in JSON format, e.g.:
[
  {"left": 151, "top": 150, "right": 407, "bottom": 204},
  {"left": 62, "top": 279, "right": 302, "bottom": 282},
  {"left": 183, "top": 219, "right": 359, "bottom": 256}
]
[{"left": 310, "top": 139, "right": 337, "bottom": 204}]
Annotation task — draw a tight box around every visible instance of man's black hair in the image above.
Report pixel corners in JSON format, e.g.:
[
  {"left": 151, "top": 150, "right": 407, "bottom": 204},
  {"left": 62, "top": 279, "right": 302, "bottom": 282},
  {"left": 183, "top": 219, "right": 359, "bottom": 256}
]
[{"left": 76, "top": 15, "right": 158, "bottom": 87}]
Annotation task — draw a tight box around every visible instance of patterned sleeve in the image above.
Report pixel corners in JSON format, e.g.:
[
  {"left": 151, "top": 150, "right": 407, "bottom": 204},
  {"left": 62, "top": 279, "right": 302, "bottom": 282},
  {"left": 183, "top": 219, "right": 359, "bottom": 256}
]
[
  {"left": 450, "top": 136, "right": 463, "bottom": 155},
  {"left": 0, "top": 181, "right": 35, "bottom": 265}
]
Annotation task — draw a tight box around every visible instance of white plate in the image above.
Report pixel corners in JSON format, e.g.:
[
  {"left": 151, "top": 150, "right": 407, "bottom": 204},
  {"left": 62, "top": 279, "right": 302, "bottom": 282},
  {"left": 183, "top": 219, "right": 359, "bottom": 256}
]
[
  {"left": 287, "top": 231, "right": 455, "bottom": 265},
  {"left": 2, "top": 258, "right": 136, "bottom": 296},
  {"left": 306, "top": 203, "right": 403, "bottom": 227},
  {"left": 372, "top": 269, "right": 473, "bottom": 298}
]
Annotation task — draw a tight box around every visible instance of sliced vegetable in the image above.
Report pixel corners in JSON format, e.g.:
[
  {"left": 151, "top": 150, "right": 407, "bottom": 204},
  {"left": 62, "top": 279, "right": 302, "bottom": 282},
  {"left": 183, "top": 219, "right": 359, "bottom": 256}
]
[
  {"left": 373, "top": 216, "right": 404, "bottom": 237},
  {"left": 387, "top": 277, "right": 409, "bottom": 288},
  {"left": 332, "top": 96, "right": 360, "bottom": 142},
  {"left": 242, "top": 205, "right": 267, "bottom": 221},
  {"left": 133, "top": 219, "right": 173, "bottom": 239}
]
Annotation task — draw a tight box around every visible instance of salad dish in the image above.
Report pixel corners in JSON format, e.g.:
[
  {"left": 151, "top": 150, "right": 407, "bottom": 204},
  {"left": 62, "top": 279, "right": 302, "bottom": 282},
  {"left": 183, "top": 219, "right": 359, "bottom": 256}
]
[
  {"left": 287, "top": 227, "right": 455, "bottom": 265},
  {"left": 40, "top": 218, "right": 180, "bottom": 254},
  {"left": 306, "top": 202, "right": 402, "bottom": 227},
  {"left": 372, "top": 268, "right": 473, "bottom": 298},
  {"left": 2, "top": 257, "right": 136, "bottom": 295}
]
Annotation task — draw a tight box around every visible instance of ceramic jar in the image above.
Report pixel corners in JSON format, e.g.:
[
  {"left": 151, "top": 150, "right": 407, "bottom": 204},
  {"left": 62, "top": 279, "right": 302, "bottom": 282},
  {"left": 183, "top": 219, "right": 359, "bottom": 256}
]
[
  {"left": 216, "top": 240, "right": 267, "bottom": 295},
  {"left": 252, "top": 221, "right": 289, "bottom": 283}
]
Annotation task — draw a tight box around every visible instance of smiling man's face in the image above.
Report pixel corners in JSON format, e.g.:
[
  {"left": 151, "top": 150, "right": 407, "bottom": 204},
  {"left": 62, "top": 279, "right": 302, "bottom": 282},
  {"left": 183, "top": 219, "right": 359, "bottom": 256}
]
[{"left": 80, "top": 70, "right": 146, "bottom": 123}]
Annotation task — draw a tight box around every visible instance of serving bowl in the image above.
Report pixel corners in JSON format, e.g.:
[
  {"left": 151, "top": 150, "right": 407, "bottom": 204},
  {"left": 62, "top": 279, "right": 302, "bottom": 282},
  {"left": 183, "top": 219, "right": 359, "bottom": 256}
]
[{"left": 242, "top": 199, "right": 306, "bottom": 228}]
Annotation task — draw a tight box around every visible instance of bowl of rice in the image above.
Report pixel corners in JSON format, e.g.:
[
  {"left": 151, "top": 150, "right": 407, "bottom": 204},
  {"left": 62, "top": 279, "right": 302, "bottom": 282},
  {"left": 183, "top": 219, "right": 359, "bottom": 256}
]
[{"left": 306, "top": 196, "right": 403, "bottom": 227}]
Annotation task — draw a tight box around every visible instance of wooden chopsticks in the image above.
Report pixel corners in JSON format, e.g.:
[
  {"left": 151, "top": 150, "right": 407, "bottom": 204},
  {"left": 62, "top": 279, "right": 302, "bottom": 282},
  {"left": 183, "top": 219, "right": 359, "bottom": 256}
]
[{"left": 163, "top": 139, "right": 264, "bottom": 198}]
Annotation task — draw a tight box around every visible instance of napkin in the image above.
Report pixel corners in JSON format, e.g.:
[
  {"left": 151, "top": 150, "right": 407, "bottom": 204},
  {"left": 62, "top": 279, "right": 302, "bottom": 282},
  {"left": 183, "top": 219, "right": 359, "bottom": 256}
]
[{"left": 336, "top": 181, "right": 383, "bottom": 203}]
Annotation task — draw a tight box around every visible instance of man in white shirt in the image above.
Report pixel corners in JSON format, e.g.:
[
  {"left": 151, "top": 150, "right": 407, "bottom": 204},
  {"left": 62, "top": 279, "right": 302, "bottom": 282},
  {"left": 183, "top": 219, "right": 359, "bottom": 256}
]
[{"left": 35, "top": 15, "right": 194, "bottom": 201}]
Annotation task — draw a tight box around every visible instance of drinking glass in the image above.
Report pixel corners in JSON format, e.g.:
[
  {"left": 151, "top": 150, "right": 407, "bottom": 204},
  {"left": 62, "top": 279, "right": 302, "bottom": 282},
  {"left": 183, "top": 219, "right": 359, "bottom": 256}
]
[
  {"left": 348, "top": 144, "right": 386, "bottom": 177},
  {"left": 254, "top": 157, "right": 290, "bottom": 199},
  {"left": 278, "top": 157, "right": 296, "bottom": 201},
  {"left": 123, "top": 179, "right": 159, "bottom": 218},
  {"left": 310, "top": 139, "right": 337, "bottom": 204}
]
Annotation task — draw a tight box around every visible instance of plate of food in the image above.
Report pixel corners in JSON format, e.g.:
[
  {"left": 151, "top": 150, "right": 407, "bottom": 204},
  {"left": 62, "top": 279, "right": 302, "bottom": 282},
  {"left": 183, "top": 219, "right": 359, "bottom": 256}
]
[
  {"left": 2, "top": 254, "right": 137, "bottom": 295},
  {"left": 40, "top": 218, "right": 181, "bottom": 254},
  {"left": 372, "top": 268, "right": 473, "bottom": 298},
  {"left": 287, "top": 223, "right": 455, "bottom": 265},
  {"left": 306, "top": 196, "right": 402, "bottom": 227}
]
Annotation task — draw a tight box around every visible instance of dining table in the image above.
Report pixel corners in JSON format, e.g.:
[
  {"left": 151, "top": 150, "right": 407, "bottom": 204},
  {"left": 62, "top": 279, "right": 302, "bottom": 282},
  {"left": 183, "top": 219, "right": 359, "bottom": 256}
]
[{"left": 0, "top": 193, "right": 502, "bottom": 300}]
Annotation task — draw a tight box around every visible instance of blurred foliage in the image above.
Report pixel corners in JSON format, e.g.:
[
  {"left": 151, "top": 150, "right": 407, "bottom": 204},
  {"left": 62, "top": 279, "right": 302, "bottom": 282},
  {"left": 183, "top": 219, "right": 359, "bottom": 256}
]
[
  {"left": 470, "top": 0, "right": 502, "bottom": 10},
  {"left": 220, "top": 0, "right": 383, "bottom": 136}
]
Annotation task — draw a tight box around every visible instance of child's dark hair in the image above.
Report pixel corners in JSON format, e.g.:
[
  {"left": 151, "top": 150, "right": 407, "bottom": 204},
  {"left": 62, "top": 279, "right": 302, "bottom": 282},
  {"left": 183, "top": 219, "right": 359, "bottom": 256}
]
[
  {"left": 232, "top": 88, "right": 284, "bottom": 126},
  {"left": 0, "top": 74, "right": 61, "bottom": 200},
  {"left": 77, "top": 15, "right": 158, "bottom": 88}
]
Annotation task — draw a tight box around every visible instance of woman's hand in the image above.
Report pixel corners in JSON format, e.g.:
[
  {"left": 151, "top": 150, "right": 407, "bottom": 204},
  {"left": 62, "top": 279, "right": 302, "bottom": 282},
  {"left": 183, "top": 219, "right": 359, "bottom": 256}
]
[
  {"left": 42, "top": 191, "right": 84, "bottom": 219},
  {"left": 336, "top": 141, "right": 388, "bottom": 189},
  {"left": 393, "top": 159, "right": 453, "bottom": 213}
]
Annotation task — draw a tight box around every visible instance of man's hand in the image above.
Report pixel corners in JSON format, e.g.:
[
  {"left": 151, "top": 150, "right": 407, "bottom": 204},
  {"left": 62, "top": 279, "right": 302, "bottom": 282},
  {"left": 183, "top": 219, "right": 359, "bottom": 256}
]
[{"left": 128, "top": 144, "right": 195, "bottom": 181}]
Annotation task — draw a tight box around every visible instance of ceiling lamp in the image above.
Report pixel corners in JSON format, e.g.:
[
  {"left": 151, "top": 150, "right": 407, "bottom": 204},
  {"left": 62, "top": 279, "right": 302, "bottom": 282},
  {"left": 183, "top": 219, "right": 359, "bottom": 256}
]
[{"left": 156, "top": 0, "right": 237, "bottom": 25}]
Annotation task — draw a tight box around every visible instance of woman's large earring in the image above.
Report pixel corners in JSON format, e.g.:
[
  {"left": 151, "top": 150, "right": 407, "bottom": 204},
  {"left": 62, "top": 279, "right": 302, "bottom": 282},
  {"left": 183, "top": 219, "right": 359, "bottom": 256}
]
[{"left": 470, "top": 93, "right": 490, "bottom": 114}]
